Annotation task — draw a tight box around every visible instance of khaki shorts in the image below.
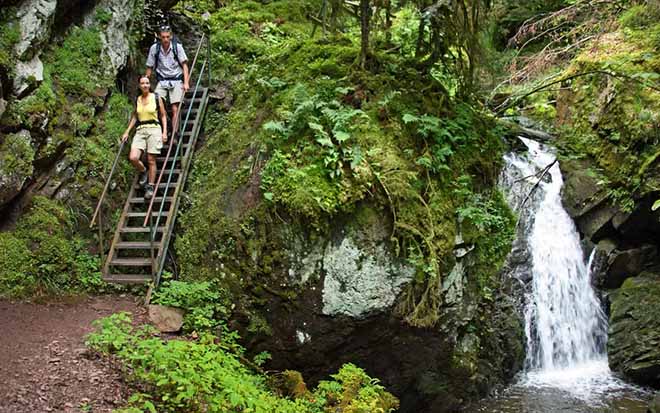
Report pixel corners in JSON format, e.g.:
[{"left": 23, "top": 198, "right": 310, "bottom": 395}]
[
  {"left": 155, "top": 81, "right": 184, "bottom": 104},
  {"left": 132, "top": 126, "right": 163, "bottom": 155}
]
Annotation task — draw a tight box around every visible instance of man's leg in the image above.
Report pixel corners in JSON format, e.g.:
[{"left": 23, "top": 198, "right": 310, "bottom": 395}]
[
  {"left": 171, "top": 102, "right": 180, "bottom": 139},
  {"left": 169, "top": 83, "right": 184, "bottom": 139}
]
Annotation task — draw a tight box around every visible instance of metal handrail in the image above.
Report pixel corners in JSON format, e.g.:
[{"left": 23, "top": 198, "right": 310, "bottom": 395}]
[
  {"left": 91, "top": 29, "right": 212, "bottom": 284},
  {"left": 89, "top": 140, "right": 126, "bottom": 228},
  {"left": 143, "top": 31, "right": 212, "bottom": 283},
  {"left": 143, "top": 32, "right": 208, "bottom": 227}
]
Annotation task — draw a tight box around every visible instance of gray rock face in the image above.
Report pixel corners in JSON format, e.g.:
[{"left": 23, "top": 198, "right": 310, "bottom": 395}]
[
  {"left": 148, "top": 304, "right": 184, "bottom": 332},
  {"left": 83, "top": 0, "right": 137, "bottom": 75},
  {"left": 14, "top": 0, "right": 57, "bottom": 59},
  {"left": 13, "top": 54, "right": 44, "bottom": 96},
  {"left": 322, "top": 234, "right": 414, "bottom": 318}
]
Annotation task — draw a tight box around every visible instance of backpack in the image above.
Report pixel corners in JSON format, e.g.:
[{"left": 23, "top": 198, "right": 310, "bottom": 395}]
[{"left": 152, "top": 37, "right": 184, "bottom": 81}]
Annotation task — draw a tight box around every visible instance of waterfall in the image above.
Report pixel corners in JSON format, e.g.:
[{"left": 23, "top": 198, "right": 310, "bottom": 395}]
[{"left": 501, "top": 138, "right": 628, "bottom": 402}]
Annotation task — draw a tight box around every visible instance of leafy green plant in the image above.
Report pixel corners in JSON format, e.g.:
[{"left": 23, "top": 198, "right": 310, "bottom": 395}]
[
  {"left": 0, "top": 196, "right": 111, "bottom": 298},
  {"left": 86, "top": 313, "right": 399, "bottom": 413},
  {"left": 152, "top": 281, "right": 231, "bottom": 332}
]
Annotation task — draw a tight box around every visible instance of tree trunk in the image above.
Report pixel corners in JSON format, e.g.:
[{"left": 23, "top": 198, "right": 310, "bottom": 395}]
[{"left": 360, "top": 0, "right": 371, "bottom": 68}]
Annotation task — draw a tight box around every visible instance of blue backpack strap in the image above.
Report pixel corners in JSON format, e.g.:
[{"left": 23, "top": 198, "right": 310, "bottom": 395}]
[
  {"left": 171, "top": 38, "right": 183, "bottom": 68},
  {"left": 153, "top": 41, "right": 161, "bottom": 72}
]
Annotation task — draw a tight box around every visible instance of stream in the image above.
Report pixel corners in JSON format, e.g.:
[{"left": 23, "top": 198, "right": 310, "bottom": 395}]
[{"left": 471, "top": 139, "right": 651, "bottom": 412}]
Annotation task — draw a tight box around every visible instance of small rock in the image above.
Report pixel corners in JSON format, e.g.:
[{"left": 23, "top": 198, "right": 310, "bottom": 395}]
[
  {"left": 148, "top": 305, "right": 184, "bottom": 333},
  {"left": 13, "top": 54, "right": 44, "bottom": 96}
]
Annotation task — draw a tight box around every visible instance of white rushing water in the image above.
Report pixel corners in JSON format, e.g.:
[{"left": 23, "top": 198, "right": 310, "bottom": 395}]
[{"left": 503, "top": 138, "right": 637, "bottom": 404}]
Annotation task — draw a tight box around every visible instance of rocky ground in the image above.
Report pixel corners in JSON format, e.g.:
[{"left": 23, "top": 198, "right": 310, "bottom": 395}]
[{"left": 0, "top": 295, "right": 146, "bottom": 413}]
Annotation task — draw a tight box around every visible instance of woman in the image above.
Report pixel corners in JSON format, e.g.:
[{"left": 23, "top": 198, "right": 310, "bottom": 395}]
[{"left": 121, "top": 75, "right": 168, "bottom": 200}]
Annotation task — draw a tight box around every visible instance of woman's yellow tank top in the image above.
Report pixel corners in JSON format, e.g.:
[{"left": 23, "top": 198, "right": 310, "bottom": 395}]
[{"left": 136, "top": 93, "right": 159, "bottom": 128}]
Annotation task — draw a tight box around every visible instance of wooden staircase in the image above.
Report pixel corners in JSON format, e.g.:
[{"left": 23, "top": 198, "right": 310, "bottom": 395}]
[{"left": 101, "top": 87, "right": 209, "bottom": 284}]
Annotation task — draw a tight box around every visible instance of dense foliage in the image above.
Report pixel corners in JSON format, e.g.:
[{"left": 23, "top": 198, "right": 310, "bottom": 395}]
[
  {"left": 86, "top": 313, "right": 399, "bottom": 413},
  {"left": 0, "top": 18, "right": 137, "bottom": 297},
  {"left": 496, "top": 1, "right": 660, "bottom": 211},
  {"left": 175, "top": 0, "right": 515, "bottom": 328}
]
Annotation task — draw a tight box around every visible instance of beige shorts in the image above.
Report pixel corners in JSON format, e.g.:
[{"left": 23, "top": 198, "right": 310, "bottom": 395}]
[
  {"left": 155, "top": 81, "right": 184, "bottom": 104},
  {"left": 132, "top": 126, "right": 163, "bottom": 155}
]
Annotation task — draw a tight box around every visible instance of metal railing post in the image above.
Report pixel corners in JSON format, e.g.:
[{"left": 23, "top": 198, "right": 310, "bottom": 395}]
[
  {"left": 207, "top": 33, "right": 211, "bottom": 87},
  {"left": 90, "top": 140, "right": 126, "bottom": 228}
]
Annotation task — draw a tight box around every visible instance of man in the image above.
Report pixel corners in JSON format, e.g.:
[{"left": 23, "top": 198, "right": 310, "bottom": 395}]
[{"left": 145, "top": 26, "right": 190, "bottom": 139}]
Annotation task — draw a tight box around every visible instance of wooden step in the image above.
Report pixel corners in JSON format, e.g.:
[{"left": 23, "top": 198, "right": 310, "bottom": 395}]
[
  {"left": 126, "top": 211, "right": 170, "bottom": 218},
  {"left": 103, "top": 273, "right": 152, "bottom": 284},
  {"left": 115, "top": 241, "right": 162, "bottom": 250},
  {"left": 109, "top": 257, "right": 153, "bottom": 267},
  {"left": 119, "top": 226, "right": 166, "bottom": 233},
  {"left": 129, "top": 196, "right": 175, "bottom": 204},
  {"left": 133, "top": 182, "right": 178, "bottom": 190}
]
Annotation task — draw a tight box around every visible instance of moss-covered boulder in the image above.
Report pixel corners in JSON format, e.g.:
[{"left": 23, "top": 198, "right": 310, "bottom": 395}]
[
  {"left": 0, "top": 130, "right": 34, "bottom": 205},
  {"left": 608, "top": 272, "right": 660, "bottom": 387}
]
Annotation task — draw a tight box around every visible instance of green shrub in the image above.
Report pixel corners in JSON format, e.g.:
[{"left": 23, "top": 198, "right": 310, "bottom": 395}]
[
  {"left": 0, "top": 196, "right": 111, "bottom": 297},
  {"left": 0, "top": 233, "right": 36, "bottom": 298},
  {"left": 153, "top": 281, "right": 231, "bottom": 332},
  {"left": 48, "top": 26, "right": 111, "bottom": 96},
  {"left": 86, "top": 313, "right": 399, "bottom": 413},
  {"left": 0, "top": 131, "right": 35, "bottom": 181},
  {"left": 0, "top": 17, "right": 19, "bottom": 68}
]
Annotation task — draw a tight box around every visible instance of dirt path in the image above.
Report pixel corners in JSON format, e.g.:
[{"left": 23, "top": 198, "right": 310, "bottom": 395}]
[{"left": 0, "top": 295, "right": 146, "bottom": 413}]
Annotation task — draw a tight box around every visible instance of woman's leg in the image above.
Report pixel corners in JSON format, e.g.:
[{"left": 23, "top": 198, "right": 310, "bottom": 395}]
[
  {"left": 147, "top": 153, "right": 158, "bottom": 184},
  {"left": 129, "top": 148, "right": 146, "bottom": 172}
]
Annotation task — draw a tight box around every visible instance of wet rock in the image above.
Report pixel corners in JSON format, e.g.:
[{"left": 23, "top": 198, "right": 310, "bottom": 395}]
[
  {"left": 608, "top": 272, "right": 660, "bottom": 387},
  {"left": 576, "top": 202, "right": 620, "bottom": 241},
  {"left": 604, "top": 245, "right": 657, "bottom": 289},
  {"left": 15, "top": 0, "right": 57, "bottom": 60},
  {"left": 148, "top": 305, "right": 184, "bottom": 333},
  {"left": 560, "top": 159, "right": 602, "bottom": 219},
  {"left": 13, "top": 55, "right": 44, "bottom": 97},
  {"left": 590, "top": 238, "right": 617, "bottom": 287}
]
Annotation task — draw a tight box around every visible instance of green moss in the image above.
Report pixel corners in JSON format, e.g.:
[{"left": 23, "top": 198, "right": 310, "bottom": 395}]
[
  {"left": 541, "top": 6, "right": 660, "bottom": 210},
  {"left": 175, "top": 0, "right": 513, "bottom": 328},
  {"left": 11, "top": 68, "right": 58, "bottom": 128},
  {"left": 0, "top": 131, "right": 35, "bottom": 180},
  {"left": 0, "top": 232, "right": 36, "bottom": 298},
  {"left": 0, "top": 14, "right": 20, "bottom": 68},
  {"left": 0, "top": 196, "right": 110, "bottom": 298},
  {"left": 48, "top": 26, "right": 111, "bottom": 97}
]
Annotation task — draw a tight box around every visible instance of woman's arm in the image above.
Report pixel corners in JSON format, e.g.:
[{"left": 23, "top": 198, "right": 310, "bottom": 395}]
[
  {"left": 158, "top": 97, "right": 168, "bottom": 143},
  {"left": 121, "top": 113, "right": 137, "bottom": 143}
]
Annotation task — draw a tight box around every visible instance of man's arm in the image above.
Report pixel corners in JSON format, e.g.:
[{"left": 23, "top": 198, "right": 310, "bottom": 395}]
[
  {"left": 145, "top": 44, "right": 156, "bottom": 78},
  {"left": 177, "top": 43, "right": 190, "bottom": 92},
  {"left": 158, "top": 97, "right": 168, "bottom": 143},
  {"left": 182, "top": 62, "right": 190, "bottom": 92}
]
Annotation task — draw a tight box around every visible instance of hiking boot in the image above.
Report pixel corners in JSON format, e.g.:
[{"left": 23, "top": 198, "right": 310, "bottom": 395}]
[
  {"left": 138, "top": 169, "right": 149, "bottom": 187},
  {"left": 144, "top": 184, "right": 155, "bottom": 200}
]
